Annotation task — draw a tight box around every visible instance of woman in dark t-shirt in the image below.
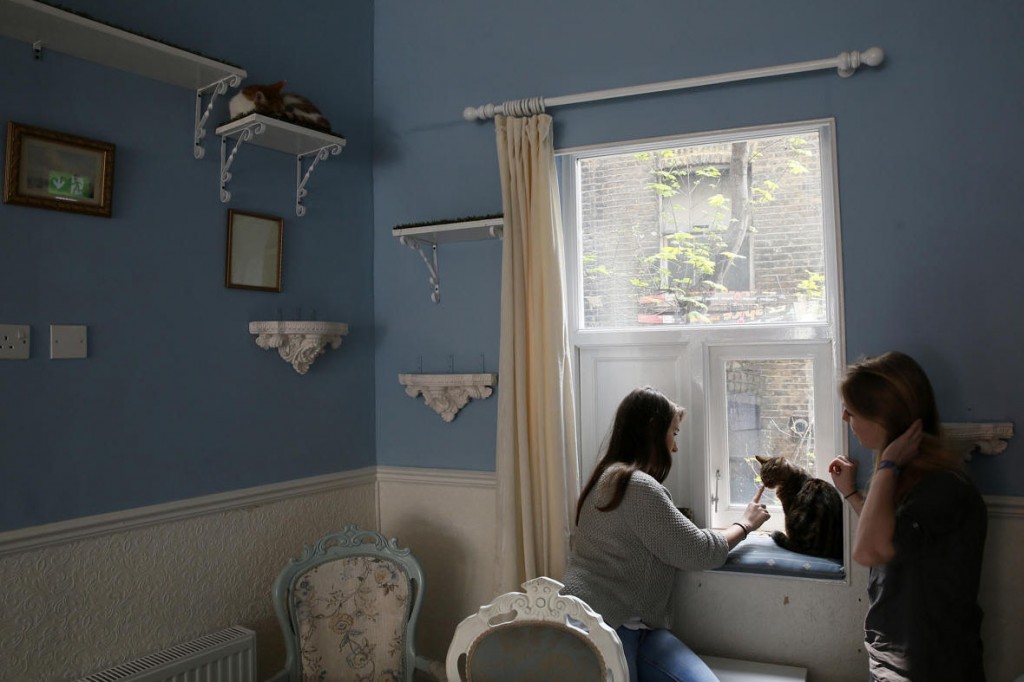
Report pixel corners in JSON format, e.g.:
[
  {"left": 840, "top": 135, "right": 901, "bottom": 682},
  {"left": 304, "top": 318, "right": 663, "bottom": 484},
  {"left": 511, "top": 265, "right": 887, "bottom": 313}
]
[{"left": 828, "top": 351, "right": 987, "bottom": 681}]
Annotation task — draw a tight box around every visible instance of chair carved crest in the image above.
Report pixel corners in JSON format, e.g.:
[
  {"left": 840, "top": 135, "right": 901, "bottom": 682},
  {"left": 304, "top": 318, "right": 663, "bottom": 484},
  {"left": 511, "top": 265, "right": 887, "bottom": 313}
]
[
  {"left": 269, "top": 524, "right": 443, "bottom": 682},
  {"left": 446, "top": 576, "right": 627, "bottom": 682}
]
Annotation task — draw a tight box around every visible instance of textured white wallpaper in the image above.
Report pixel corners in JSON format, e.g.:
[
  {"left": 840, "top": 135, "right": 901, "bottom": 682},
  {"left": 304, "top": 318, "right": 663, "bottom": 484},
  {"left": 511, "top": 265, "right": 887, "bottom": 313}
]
[{"left": 0, "top": 479, "right": 376, "bottom": 682}]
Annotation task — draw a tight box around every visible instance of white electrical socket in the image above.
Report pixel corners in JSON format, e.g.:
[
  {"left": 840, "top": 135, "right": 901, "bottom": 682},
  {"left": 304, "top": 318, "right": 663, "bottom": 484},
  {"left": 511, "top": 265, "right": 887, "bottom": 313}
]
[
  {"left": 50, "top": 324, "right": 88, "bottom": 359},
  {"left": 0, "top": 324, "right": 31, "bottom": 360}
]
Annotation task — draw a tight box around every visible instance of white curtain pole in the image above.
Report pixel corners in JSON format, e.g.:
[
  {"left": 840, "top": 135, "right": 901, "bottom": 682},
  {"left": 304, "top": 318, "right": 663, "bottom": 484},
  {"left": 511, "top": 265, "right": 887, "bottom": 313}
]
[{"left": 463, "top": 46, "right": 884, "bottom": 121}]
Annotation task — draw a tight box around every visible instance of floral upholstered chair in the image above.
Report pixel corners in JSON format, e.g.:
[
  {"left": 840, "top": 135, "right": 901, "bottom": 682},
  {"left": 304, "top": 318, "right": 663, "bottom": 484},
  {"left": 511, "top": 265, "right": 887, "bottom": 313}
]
[
  {"left": 268, "top": 525, "right": 445, "bottom": 682},
  {"left": 445, "top": 576, "right": 627, "bottom": 682}
]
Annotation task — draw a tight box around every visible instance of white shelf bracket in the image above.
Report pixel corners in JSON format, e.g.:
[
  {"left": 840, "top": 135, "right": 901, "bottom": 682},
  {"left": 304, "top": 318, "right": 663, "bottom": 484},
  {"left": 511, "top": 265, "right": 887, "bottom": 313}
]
[
  {"left": 195, "top": 74, "right": 242, "bottom": 159},
  {"left": 295, "top": 143, "right": 343, "bottom": 217},
  {"left": 399, "top": 236, "right": 440, "bottom": 303},
  {"left": 219, "top": 119, "right": 265, "bottom": 202}
]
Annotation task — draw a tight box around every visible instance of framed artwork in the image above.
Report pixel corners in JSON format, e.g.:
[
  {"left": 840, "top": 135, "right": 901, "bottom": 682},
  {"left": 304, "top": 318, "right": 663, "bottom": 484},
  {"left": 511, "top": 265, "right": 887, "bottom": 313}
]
[
  {"left": 3, "top": 121, "right": 115, "bottom": 217},
  {"left": 225, "top": 209, "right": 283, "bottom": 292}
]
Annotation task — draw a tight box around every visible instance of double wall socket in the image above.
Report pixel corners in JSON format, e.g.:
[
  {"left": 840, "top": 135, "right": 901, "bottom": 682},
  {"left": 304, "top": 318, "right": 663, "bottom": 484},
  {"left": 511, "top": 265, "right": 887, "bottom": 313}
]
[
  {"left": 50, "top": 324, "right": 88, "bottom": 359},
  {"left": 0, "top": 324, "right": 31, "bottom": 359}
]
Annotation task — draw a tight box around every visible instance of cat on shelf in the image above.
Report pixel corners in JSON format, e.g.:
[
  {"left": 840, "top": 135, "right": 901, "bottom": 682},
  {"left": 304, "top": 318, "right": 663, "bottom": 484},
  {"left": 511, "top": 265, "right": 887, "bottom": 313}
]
[
  {"left": 755, "top": 454, "right": 843, "bottom": 560},
  {"left": 228, "top": 80, "right": 332, "bottom": 133}
]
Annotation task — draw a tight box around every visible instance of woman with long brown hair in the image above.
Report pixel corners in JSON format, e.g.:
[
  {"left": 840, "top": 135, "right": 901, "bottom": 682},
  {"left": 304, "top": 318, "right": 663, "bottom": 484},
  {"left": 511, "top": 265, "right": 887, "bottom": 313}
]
[
  {"left": 829, "top": 351, "right": 987, "bottom": 681},
  {"left": 562, "top": 386, "right": 769, "bottom": 682}
]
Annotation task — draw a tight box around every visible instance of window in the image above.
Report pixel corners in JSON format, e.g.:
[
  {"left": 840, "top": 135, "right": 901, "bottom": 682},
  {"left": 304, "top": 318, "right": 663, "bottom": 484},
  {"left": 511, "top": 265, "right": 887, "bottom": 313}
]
[{"left": 562, "top": 120, "right": 844, "bottom": 535}]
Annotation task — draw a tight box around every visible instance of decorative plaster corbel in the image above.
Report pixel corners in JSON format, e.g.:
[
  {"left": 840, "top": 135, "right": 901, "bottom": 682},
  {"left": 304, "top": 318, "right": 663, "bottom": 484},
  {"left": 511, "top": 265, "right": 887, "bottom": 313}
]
[
  {"left": 399, "top": 373, "right": 498, "bottom": 422},
  {"left": 249, "top": 321, "right": 348, "bottom": 374},
  {"left": 943, "top": 422, "right": 1014, "bottom": 460}
]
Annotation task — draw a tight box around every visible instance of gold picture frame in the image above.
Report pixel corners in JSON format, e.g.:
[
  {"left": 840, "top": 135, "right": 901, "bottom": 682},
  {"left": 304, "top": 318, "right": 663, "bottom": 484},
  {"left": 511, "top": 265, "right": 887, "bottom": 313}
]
[
  {"left": 3, "top": 121, "right": 115, "bottom": 217},
  {"left": 225, "top": 209, "right": 283, "bottom": 292}
]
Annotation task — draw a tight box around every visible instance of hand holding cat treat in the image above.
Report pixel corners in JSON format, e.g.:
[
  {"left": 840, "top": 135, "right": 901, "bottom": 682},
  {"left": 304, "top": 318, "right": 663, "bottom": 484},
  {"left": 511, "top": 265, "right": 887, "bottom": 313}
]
[{"left": 739, "top": 485, "right": 771, "bottom": 531}]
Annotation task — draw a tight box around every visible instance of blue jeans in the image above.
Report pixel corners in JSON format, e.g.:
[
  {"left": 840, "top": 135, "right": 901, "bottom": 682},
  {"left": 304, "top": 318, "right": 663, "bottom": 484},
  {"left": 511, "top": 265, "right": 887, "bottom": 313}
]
[{"left": 616, "top": 626, "right": 718, "bottom": 682}]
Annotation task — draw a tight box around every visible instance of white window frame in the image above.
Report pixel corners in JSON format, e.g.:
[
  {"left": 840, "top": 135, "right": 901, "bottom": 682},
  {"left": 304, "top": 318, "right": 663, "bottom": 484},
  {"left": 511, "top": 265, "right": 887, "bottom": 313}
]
[{"left": 560, "top": 118, "right": 847, "bottom": 535}]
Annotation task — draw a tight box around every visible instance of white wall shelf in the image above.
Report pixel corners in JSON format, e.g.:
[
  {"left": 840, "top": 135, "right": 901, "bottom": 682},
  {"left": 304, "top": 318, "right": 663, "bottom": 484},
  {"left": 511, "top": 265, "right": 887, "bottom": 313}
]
[
  {"left": 217, "top": 114, "right": 346, "bottom": 217},
  {"left": 249, "top": 321, "right": 348, "bottom": 375},
  {"left": 0, "top": 0, "right": 248, "bottom": 159},
  {"left": 393, "top": 216, "right": 504, "bottom": 303},
  {"left": 944, "top": 422, "right": 1014, "bottom": 459},
  {"left": 399, "top": 373, "right": 498, "bottom": 422}
]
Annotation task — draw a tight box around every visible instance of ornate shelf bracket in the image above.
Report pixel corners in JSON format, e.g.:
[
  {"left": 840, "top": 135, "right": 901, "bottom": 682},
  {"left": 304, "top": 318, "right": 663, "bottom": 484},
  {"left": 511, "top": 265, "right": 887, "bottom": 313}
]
[
  {"left": 944, "top": 422, "right": 1014, "bottom": 460},
  {"left": 399, "top": 373, "right": 498, "bottom": 422},
  {"left": 296, "top": 144, "right": 343, "bottom": 217},
  {"left": 399, "top": 236, "right": 440, "bottom": 303},
  {"left": 219, "top": 119, "right": 265, "bottom": 202},
  {"left": 249, "top": 321, "right": 348, "bottom": 375},
  {"left": 195, "top": 74, "right": 242, "bottom": 159}
]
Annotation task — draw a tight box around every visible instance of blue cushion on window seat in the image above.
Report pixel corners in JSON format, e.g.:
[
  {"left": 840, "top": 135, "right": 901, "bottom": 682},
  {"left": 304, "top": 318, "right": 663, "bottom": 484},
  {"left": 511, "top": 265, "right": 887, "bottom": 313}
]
[{"left": 716, "top": 532, "right": 845, "bottom": 579}]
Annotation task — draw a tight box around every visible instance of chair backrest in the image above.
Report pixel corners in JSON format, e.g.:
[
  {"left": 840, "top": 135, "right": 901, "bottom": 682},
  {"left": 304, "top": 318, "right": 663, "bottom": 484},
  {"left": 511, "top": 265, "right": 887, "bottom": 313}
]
[
  {"left": 271, "top": 525, "right": 426, "bottom": 682},
  {"left": 446, "top": 576, "right": 628, "bottom": 682}
]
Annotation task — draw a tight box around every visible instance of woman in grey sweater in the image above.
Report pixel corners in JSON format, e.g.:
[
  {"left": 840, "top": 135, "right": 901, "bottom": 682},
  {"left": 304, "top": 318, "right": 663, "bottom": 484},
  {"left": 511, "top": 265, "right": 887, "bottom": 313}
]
[{"left": 562, "top": 386, "right": 769, "bottom": 682}]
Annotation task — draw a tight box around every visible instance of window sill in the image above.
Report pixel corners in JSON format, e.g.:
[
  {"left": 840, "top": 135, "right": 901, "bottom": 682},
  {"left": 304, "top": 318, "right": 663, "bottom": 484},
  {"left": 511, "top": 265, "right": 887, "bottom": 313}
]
[{"left": 714, "top": 533, "right": 846, "bottom": 581}]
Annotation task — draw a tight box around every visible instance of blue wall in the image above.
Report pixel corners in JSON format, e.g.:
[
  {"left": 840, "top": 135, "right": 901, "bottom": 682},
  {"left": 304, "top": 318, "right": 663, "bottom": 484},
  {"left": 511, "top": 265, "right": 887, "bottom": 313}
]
[
  {"left": 3, "top": 0, "right": 1021, "bottom": 533},
  {"left": 0, "top": 0, "right": 376, "bottom": 532},
  {"left": 372, "top": 0, "right": 1024, "bottom": 494}
]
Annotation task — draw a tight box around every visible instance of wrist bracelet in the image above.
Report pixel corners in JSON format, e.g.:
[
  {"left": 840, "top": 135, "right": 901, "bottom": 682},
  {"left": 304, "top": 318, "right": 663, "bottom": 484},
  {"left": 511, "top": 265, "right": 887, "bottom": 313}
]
[
  {"left": 731, "top": 522, "right": 749, "bottom": 538},
  {"left": 843, "top": 490, "right": 857, "bottom": 500},
  {"left": 878, "top": 460, "right": 901, "bottom": 474}
]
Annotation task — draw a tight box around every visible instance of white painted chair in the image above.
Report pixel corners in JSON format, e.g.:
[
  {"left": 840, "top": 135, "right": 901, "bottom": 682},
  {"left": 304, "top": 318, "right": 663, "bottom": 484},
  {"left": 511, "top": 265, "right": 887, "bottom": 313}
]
[{"left": 446, "top": 576, "right": 628, "bottom": 682}]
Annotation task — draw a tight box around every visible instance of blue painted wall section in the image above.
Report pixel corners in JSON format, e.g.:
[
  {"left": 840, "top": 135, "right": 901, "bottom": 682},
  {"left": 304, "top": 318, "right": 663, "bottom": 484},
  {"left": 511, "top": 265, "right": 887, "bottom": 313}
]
[
  {"left": 2, "top": 0, "right": 1021, "bottom": 533},
  {"left": 0, "top": 0, "right": 376, "bottom": 531},
  {"left": 372, "top": 1, "right": 1024, "bottom": 493}
]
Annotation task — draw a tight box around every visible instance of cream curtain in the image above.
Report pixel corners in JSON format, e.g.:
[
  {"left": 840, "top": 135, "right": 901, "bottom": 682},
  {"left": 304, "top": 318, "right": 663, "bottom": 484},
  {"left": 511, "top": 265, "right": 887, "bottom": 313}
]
[{"left": 494, "top": 114, "right": 580, "bottom": 591}]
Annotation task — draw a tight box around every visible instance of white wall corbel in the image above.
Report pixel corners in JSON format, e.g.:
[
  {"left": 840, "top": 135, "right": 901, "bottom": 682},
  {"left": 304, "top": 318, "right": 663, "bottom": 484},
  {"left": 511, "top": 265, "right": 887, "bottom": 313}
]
[
  {"left": 399, "top": 373, "right": 497, "bottom": 422},
  {"left": 943, "top": 422, "right": 1014, "bottom": 460},
  {"left": 249, "top": 321, "right": 348, "bottom": 374}
]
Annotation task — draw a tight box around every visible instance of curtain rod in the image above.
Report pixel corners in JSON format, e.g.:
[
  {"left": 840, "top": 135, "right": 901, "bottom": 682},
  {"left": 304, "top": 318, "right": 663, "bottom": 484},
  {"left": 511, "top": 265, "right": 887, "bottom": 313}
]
[{"left": 463, "top": 46, "right": 884, "bottom": 121}]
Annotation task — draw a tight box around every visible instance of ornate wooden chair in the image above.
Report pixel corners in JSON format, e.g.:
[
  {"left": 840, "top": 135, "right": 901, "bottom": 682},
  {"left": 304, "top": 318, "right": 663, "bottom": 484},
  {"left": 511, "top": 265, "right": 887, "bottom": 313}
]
[
  {"left": 268, "top": 525, "right": 444, "bottom": 682},
  {"left": 445, "top": 576, "right": 627, "bottom": 682}
]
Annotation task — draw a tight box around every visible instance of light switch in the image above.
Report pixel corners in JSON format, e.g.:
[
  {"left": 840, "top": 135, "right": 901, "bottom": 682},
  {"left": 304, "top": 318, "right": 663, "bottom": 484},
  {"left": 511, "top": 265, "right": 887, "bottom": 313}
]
[
  {"left": 0, "top": 324, "right": 30, "bottom": 360},
  {"left": 50, "top": 324, "right": 88, "bottom": 359}
]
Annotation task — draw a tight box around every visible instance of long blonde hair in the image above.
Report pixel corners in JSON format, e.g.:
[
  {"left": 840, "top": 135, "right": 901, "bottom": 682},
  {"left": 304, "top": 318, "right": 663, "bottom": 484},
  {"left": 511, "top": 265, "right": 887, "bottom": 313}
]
[{"left": 840, "top": 351, "right": 963, "bottom": 497}]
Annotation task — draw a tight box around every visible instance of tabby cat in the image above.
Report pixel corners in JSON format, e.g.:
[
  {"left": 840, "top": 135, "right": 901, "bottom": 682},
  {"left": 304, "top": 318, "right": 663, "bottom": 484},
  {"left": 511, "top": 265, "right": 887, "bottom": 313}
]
[
  {"left": 755, "top": 454, "right": 843, "bottom": 560},
  {"left": 228, "top": 80, "right": 332, "bottom": 132}
]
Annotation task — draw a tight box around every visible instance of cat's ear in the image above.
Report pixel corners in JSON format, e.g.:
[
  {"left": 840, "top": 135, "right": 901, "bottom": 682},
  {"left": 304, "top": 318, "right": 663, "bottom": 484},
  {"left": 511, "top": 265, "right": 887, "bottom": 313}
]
[
  {"left": 755, "top": 454, "right": 768, "bottom": 464},
  {"left": 270, "top": 80, "right": 286, "bottom": 93}
]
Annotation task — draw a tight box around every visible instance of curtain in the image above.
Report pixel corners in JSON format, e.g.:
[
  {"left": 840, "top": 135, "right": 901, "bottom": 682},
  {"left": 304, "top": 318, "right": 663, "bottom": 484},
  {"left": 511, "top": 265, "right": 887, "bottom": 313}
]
[{"left": 494, "top": 114, "right": 580, "bottom": 591}]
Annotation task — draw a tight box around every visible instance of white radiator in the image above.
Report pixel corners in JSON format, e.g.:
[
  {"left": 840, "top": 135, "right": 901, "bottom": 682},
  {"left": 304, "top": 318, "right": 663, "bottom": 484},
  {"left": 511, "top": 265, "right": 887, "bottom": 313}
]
[{"left": 75, "top": 626, "right": 256, "bottom": 682}]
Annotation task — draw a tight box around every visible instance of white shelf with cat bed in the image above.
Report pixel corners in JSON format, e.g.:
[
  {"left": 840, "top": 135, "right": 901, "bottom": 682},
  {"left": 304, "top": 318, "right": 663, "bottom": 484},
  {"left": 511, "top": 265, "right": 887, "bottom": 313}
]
[
  {"left": 0, "top": 0, "right": 247, "bottom": 160},
  {"left": 216, "top": 114, "right": 346, "bottom": 217}
]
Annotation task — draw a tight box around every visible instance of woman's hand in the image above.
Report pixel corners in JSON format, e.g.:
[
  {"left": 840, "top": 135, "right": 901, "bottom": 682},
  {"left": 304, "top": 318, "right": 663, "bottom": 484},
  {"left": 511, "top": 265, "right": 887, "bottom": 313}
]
[
  {"left": 829, "top": 455, "right": 858, "bottom": 497},
  {"left": 740, "top": 486, "right": 771, "bottom": 532},
  {"left": 881, "top": 418, "right": 923, "bottom": 468}
]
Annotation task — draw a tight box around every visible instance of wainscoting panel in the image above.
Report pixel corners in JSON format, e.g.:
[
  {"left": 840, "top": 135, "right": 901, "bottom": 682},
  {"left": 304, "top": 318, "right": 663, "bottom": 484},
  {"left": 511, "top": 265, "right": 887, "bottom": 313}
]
[
  {"left": 376, "top": 466, "right": 498, "bottom": 663},
  {"left": 0, "top": 470, "right": 377, "bottom": 682}
]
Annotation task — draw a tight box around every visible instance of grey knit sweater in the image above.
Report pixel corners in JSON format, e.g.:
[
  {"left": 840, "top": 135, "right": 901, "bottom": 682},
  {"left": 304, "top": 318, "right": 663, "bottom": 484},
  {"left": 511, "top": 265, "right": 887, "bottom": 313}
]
[{"left": 561, "top": 467, "right": 730, "bottom": 629}]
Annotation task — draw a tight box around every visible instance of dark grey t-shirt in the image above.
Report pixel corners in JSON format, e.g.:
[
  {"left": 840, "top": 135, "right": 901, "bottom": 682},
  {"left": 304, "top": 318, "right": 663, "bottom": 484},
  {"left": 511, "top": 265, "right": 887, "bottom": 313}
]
[{"left": 865, "top": 469, "right": 987, "bottom": 681}]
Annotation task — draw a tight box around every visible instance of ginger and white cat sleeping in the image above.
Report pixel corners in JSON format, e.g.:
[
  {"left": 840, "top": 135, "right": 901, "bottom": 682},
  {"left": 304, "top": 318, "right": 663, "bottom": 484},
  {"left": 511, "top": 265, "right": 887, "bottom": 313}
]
[{"left": 228, "top": 80, "right": 332, "bottom": 133}]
